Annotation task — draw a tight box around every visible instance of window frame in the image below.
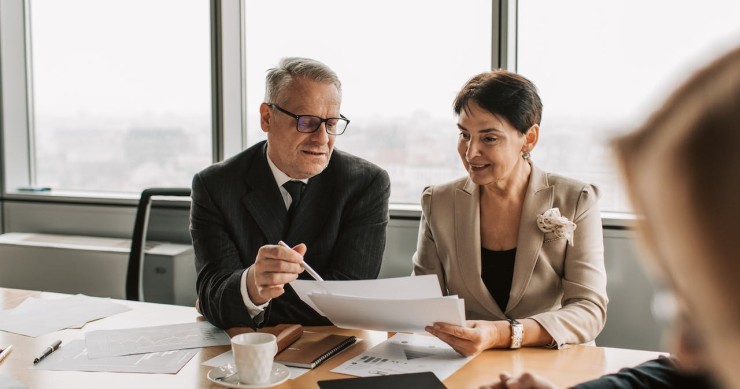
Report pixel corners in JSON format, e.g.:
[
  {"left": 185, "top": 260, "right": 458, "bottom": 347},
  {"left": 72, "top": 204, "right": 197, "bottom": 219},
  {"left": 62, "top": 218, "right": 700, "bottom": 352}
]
[
  {"left": 1, "top": 0, "right": 511, "bottom": 205},
  {"left": 0, "top": 0, "right": 245, "bottom": 205},
  {"left": 0, "top": 0, "right": 634, "bottom": 228}
]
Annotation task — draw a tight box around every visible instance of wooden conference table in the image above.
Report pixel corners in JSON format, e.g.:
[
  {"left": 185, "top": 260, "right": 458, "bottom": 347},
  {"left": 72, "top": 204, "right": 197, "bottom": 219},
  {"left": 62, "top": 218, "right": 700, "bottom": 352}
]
[{"left": 0, "top": 288, "right": 664, "bottom": 388}]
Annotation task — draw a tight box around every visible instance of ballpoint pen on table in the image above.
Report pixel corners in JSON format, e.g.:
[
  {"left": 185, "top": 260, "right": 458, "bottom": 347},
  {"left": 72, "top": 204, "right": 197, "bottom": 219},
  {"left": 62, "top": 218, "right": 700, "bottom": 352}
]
[
  {"left": 33, "top": 340, "right": 61, "bottom": 364},
  {"left": 0, "top": 345, "right": 13, "bottom": 363},
  {"left": 278, "top": 240, "right": 324, "bottom": 281}
]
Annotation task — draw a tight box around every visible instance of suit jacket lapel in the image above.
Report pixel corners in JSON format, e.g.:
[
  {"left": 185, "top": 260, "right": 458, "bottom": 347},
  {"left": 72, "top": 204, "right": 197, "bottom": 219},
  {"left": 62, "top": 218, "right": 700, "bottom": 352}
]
[
  {"left": 455, "top": 177, "right": 507, "bottom": 318},
  {"left": 505, "top": 163, "right": 553, "bottom": 313},
  {"left": 241, "top": 144, "right": 288, "bottom": 244}
]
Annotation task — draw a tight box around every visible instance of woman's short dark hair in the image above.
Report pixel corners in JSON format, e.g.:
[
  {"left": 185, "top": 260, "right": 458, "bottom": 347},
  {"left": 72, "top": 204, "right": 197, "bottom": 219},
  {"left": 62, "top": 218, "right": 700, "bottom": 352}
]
[{"left": 453, "top": 70, "right": 542, "bottom": 134}]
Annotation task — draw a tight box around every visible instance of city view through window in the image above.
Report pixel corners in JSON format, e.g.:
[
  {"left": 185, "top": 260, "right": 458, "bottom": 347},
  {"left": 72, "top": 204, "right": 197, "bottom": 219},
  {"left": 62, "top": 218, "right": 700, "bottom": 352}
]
[
  {"left": 27, "top": 0, "right": 740, "bottom": 213},
  {"left": 30, "top": 0, "right": 212, "bottom": 194},
  {"left": 245, "top": 0, "right": 490, "bottom": 206}
]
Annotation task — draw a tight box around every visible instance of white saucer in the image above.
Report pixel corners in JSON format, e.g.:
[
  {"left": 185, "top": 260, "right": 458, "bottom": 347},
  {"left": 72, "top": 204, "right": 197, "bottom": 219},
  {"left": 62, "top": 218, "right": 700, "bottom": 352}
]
[{"left": 207, "top": 362, "right": 290, "bottom": 388}]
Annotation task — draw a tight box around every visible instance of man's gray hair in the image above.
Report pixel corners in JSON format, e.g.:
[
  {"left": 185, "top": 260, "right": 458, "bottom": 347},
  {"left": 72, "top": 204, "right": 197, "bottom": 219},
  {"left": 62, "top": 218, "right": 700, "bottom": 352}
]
[{"left": 264, "top": 57, "right": 342, "bottom": 103}]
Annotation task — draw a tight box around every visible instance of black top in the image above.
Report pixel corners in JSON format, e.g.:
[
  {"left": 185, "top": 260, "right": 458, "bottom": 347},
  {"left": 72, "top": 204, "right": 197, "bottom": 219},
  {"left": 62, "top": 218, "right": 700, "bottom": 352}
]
[
  {"left": 572, "top": 356, "right": 719, "bottom": 389},
  {"left": 481, "top": 247, "right": 517, "bottom": 311}
]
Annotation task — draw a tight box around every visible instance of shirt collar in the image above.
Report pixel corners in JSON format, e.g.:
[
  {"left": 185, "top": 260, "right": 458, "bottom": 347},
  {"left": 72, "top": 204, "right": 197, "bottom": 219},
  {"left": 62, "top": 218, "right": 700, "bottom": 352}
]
[{"left": 265, "top": 151, "right": 309, "bottom": 187}]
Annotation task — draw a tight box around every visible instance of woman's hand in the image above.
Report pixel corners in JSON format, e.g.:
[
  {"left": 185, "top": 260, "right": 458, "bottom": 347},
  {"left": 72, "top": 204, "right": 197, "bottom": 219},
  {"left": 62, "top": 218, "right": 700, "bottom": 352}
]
[
  {"left": 425, "top": 320, "right": 503, "bottom": 357},
  {"left": 480, "top": 372, "right": 560, "bottom": 389}
]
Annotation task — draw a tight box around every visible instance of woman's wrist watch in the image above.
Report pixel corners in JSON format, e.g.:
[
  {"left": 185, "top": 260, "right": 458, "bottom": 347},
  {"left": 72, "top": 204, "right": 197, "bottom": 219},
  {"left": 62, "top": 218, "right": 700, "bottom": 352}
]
[{"left": 507, "top": 318, "right": 523, "bottom": 349}]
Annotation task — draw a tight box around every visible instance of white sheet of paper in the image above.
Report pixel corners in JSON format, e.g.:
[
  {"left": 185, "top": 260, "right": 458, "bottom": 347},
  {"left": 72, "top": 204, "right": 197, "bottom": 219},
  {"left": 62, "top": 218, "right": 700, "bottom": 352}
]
[
  {"left": 0, "top": 373, "right": 28, "bottom": 389},
  {"left": 290, "top": 275, "right": 442, "bottom": 315},
  {"left": 31, "top": 339, "right": 197, "bottom": 374},
  {"left": 0, "top": 294, "right": 131, "bottom": 337},
  {"left": 308, "top": 294, "right": 466, "bottom": 333},
  {"left": 331, "top": 333, "right": 472, "bottom": 380},
  {"left": 202, "top": 350, "right": 309, "bottom": 379},
  {"left": 84, "top": 321, "right": 230, "bottom": 358}
]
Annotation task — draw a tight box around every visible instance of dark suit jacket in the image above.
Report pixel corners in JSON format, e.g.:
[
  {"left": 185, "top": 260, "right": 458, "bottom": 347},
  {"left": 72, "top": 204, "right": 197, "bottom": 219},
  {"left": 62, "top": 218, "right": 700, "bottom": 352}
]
[{"left": 191, "top": 141, "right": 390, "bottom": 329}]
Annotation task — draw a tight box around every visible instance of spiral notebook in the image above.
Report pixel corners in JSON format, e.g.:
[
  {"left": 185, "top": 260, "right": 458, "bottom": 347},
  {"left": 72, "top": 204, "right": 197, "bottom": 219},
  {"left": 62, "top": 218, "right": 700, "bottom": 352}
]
[{"left": 275, "top": 332, "right": 357, "bottom": 369}]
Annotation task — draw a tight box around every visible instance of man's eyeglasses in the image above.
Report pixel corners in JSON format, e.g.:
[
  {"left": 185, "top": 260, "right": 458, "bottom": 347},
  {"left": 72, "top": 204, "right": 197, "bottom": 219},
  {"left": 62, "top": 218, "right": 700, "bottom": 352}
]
[{"left": 267, "top": 103, "right": 349, "bottom": 135}]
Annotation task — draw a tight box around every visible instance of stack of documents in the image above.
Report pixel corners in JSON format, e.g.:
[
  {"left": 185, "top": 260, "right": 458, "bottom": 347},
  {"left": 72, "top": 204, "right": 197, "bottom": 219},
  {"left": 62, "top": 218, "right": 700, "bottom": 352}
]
[
  {"left": 33, "top": 322, "right": 230, "bottom": 374},
  {"left": 290, "top": 275, "right": 466, "bottom": 333},
  {"left": 0, "top": 294, "right": 130, "bottom": 337},
  {"left": 1, "top": 295, "right": 231, "bottom": 374}
]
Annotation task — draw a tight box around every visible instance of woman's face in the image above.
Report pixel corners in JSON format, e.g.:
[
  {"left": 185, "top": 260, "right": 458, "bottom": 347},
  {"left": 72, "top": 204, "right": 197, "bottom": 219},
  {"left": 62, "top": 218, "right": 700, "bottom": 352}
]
[{"left": 456, "top": 102, "right": 531, "bottom": 186}]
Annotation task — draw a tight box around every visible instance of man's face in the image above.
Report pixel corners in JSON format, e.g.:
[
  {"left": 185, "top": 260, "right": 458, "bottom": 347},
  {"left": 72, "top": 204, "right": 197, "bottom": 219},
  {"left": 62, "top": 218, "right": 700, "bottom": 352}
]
[{"left": 260, "top": 77, "right": 341, "bottom": 179}]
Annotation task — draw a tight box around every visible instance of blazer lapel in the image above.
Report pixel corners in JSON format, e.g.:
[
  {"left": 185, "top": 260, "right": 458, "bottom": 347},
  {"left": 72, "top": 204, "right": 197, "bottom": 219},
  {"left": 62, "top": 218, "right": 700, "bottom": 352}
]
[
  {"left": 455, "top": 177, "right": 506, "bottom": 318},
  {"left": 505, "top": 163, "right": 553, "bottom": 313},
  {"left": 241, "top": 145, "right": 288, "bottom": 244}
]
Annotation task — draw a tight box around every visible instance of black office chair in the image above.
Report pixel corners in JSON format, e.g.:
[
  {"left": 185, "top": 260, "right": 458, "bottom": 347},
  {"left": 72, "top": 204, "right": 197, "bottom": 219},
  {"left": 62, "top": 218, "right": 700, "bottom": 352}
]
[{"left": 126, "top": 187, "right": 192, "bottom": 301}]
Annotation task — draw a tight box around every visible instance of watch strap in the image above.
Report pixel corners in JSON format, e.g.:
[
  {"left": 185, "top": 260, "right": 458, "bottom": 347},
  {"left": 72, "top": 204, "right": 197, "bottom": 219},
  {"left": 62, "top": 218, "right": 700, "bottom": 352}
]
[{"left": 507, "top": 318, "right": 523, "bottom": 349}]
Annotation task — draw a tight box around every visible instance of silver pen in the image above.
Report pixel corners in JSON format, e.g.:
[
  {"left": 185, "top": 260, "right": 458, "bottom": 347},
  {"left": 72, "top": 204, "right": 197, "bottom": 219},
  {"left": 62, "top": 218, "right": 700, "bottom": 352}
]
[
  {"left": 33, "top": 339, "right": 61, "bottom": 364},
  {"left": 278, "top": 241, "right": 324, "bottom": 281},
  {"left": 0, "top": 344, "right": 13, "bottom": 363}
]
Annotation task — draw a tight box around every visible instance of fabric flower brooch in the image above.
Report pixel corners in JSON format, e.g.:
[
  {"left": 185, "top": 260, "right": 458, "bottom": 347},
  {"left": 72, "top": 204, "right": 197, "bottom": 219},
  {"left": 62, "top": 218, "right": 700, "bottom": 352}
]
[{"left": 536, "top": 208, "right": 577, "bottom": 246}]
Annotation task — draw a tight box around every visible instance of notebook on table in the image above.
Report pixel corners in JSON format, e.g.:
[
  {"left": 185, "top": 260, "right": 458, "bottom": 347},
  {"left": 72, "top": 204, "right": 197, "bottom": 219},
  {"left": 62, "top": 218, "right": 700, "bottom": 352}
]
[
  {"left": 317, "top": 371, "right": 447, "bottom": 388},
  {"left": 275, "top": 332, "right": 357, "bottom": 369},
  {"left": 227, "top": 324, "right": 304, "bottom": 354}
]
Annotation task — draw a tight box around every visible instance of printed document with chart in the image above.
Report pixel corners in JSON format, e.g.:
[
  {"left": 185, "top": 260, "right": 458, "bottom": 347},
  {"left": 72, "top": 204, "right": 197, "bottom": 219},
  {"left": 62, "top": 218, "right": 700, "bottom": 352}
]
[
  {"left": 332, "top": 333, "right": 473, "bottom": 380},
  {"left": 290, "top": 275, "right": 466, "bottom": 332}
]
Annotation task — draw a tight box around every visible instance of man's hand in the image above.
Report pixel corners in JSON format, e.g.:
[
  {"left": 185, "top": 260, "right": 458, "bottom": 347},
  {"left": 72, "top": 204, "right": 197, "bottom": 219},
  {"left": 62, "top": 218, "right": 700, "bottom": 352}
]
[
  {"left": 480, "top": 372, "right": 560, "bottom": 389},
  {"left": 425, "top": 320, "right": 505, "bottom": 357},
  {"left": 246, "top": 243, "right": 307, "bottom": 305}
]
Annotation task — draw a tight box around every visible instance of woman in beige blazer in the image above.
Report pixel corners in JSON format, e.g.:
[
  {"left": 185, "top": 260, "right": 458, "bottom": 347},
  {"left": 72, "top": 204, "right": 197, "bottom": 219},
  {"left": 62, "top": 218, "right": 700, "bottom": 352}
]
[
  {"left": 415, "top": 70, "right": 608, "bottom": 356},
  {"left": 481, "top": 45, "right": 740, "bottom": 389}
]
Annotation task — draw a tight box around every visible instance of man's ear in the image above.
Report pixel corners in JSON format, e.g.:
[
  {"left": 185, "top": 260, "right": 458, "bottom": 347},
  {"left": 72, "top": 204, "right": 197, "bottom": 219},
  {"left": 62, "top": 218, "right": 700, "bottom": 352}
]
[{"left": 259, "top": 103, "right": 272, "bottom": 133}]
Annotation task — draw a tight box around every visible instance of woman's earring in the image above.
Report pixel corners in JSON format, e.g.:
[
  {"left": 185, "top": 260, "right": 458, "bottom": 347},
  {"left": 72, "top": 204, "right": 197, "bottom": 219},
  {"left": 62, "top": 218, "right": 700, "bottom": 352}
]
[{"left": 522, "top": 151, "right": 531, "bottom": 160}]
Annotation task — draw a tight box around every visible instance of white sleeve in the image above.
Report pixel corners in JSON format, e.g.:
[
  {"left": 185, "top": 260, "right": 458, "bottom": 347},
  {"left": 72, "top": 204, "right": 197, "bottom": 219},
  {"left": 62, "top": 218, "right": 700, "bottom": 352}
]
[{"left": 239, "top": 266, "right": 270, "bottom": 318}]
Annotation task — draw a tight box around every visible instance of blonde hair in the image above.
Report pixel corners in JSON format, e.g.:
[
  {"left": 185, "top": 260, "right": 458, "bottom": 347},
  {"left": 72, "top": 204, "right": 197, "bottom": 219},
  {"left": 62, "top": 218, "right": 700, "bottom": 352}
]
[{"left": 613, "top": 46, "right": 740, "bottom": 389}]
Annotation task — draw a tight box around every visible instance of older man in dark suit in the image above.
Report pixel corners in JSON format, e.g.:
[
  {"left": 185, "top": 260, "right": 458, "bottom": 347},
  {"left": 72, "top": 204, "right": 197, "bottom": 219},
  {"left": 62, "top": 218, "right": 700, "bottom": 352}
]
[{"left": 190, "top": 57, "right": 390, "bottom": 329}]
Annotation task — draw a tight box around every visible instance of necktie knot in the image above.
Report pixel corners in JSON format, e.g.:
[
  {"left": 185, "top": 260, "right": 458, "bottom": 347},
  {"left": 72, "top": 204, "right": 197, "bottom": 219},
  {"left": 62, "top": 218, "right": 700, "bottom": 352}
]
[{"left": 283, "top": 181, "right": 305, "bottom": 215}]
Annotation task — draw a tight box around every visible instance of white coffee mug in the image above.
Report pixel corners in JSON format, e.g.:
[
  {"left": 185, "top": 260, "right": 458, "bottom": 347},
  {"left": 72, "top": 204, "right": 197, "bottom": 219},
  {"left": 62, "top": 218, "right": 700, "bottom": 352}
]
[{"left": 231, "top": 333, "right": 278, "bottom": 385}]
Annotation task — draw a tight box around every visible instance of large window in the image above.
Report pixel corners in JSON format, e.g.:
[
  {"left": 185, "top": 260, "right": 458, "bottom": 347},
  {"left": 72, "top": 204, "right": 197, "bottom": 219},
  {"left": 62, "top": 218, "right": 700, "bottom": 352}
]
[
  {"left": 5, "top": 0, "right": 740, "bottom": 212},
  {"left": 245, "top": 0, "right": 492, "bottom": 204},
  {"left": 517, "top": 0, "right": 740, "bottom": 213},
  {"left": 28, "top": 0, "right": 212, "bottom": 193}
]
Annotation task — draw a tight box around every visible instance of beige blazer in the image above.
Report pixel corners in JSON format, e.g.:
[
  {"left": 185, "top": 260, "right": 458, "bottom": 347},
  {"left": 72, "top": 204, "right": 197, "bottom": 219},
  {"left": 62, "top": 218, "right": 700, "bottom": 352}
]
[{"left": 413, "top": 164, "right": 608, "bottom": 348}]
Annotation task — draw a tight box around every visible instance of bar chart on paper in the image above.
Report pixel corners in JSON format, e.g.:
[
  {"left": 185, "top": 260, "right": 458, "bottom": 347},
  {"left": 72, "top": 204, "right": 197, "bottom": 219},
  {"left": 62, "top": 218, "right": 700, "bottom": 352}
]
[{"left": 332, "top": 333, "right": 472, "bottom": 380}]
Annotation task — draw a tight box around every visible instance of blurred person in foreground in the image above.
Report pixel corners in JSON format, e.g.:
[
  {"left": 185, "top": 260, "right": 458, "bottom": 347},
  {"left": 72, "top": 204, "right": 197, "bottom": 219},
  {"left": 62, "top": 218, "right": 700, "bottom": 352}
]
[
  {"left": 414, "top": 70, "right": 608, "bottom": 356},
  {"left": 482, "top": 46, "right": 740, "bottom": 389},
  {"left": 190, "top": 57, "right": 390, "bottom": 329}
]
